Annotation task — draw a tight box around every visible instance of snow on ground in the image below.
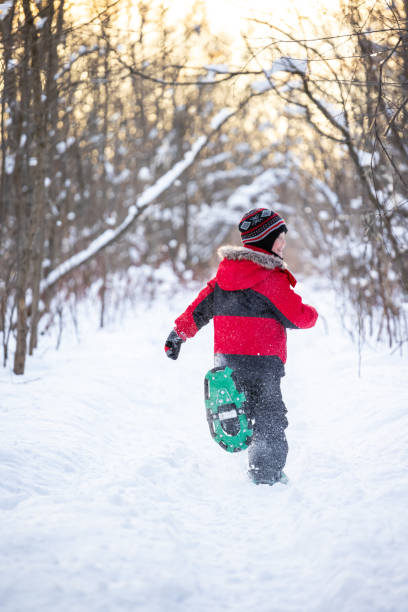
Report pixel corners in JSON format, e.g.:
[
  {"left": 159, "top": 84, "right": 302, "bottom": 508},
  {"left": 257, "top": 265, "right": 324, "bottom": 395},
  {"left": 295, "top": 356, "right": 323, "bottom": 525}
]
[{"left": 0, "top": 280, "right": 407, "bottom": 612}]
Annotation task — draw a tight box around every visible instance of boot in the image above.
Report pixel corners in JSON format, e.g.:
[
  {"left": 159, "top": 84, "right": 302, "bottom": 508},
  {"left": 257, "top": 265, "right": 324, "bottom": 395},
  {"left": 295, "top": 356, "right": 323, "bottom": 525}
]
[{"left": 248, "top": 468, "right": 289, "bottom": 486}]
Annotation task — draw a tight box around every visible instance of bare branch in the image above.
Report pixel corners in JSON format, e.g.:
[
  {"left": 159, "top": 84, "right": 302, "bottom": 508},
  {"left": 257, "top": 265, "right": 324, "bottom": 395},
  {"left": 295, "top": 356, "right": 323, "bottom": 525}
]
[
  {"left": 383, "top": 94, "right": 408, "bottom": 135},
  {"left": 39, "top": 96, "right": 260, "bottom": 296}
]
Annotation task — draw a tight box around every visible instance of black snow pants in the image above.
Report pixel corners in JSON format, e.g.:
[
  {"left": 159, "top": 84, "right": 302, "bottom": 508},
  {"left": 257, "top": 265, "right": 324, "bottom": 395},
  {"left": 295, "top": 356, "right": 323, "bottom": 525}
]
[{"left": 215, "top": 354, "right": 288, "bottom": 481}]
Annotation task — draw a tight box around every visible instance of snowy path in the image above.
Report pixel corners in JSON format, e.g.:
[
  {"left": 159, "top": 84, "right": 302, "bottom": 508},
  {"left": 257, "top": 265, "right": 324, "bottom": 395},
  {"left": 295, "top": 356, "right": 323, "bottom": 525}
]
[{"left": 1, "top": 284, "right": 407, "bottom": 612}]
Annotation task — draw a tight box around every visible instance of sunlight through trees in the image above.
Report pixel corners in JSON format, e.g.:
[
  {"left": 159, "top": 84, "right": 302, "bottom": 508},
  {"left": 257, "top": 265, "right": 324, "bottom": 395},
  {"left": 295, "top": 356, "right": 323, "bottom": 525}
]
[{"left": 0, "top": 0, "right": 407, "bottom": 373}]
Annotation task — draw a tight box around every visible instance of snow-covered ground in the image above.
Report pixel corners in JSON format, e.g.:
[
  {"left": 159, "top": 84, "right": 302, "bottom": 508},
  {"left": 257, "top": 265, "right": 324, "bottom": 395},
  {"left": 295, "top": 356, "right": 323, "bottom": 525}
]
[{"left": 1, "top": 281, "right": 407, "bottom": 612}]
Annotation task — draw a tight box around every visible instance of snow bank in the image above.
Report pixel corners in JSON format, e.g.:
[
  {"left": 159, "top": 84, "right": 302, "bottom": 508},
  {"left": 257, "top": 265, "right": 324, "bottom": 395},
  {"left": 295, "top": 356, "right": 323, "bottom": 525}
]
[{"left": 0, "top": 282, "right": 407, "bottom": 611}]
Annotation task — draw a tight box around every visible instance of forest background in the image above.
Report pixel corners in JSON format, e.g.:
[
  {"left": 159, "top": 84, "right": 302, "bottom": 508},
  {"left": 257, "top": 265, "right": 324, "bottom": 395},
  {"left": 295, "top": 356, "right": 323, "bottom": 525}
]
[{"left": 0, "top": 0, "right": 407, "bottom": 375}]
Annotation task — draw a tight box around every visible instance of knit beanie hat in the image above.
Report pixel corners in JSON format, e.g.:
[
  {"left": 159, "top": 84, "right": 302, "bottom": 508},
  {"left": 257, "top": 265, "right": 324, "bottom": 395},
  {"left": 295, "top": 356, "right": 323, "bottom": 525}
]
[{"left": 238, "top": 208, "right": 287, "bottom": 253}]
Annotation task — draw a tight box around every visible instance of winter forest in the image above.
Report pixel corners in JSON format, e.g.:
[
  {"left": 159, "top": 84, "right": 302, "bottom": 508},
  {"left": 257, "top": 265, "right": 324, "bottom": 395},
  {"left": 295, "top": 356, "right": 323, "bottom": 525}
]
[
  {"left": 1, "top": 2, "right": 408, "bottom": 611},
  {"left": 0, "top": 0, "right": 407, "bottom": 374}
]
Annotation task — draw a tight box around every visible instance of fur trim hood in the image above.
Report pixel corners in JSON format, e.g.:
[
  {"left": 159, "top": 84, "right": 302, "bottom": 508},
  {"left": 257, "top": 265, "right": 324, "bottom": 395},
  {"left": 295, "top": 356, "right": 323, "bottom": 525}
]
[
  {"left": 218, "top": 245, "right": 286, "bottom": 270},
  {"left": 216, "top": 245, "right": 296, "bottom": 290}
]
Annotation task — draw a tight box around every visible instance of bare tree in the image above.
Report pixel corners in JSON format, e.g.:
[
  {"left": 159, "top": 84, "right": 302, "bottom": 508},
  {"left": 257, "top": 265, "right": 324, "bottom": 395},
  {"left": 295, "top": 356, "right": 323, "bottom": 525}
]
[
  {"left": 236, "top": 2, "right": 408, "bottom": 348},
  {"left": 0, "top": 0, "right": 267, "bottom": 373}
]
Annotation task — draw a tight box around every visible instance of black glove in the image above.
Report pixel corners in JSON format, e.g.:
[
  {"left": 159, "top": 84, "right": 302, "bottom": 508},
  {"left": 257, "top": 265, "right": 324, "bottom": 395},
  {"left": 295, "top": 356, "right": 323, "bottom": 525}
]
[{"left": 164, "top": 329, "right": 185, "bottom": 360}]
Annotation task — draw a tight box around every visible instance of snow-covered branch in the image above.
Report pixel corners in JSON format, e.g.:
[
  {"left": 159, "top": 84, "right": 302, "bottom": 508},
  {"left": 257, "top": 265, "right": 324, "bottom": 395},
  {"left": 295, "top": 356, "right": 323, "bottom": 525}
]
[{"left": 40, "top": 107, "right": 237, "bottom": 294}]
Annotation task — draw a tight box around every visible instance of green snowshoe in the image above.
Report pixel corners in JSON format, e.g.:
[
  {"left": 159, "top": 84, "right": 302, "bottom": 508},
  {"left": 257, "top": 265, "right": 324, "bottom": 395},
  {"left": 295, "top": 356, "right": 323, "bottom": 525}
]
[{"left": 204, "top": 366, "right": 254, "bottom": 453}]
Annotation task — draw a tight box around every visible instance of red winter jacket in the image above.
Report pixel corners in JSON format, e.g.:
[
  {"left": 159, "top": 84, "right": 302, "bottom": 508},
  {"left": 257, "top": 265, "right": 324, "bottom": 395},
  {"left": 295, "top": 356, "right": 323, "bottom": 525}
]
[{"left": 174, "top": 246, "right": 318, "bottom": 364}]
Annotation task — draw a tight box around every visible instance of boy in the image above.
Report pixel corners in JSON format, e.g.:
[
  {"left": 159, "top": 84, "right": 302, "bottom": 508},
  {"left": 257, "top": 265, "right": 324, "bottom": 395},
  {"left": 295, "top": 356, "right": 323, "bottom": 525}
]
[{"left": 165, "top": 208, "right": 318, "bottom": 485}]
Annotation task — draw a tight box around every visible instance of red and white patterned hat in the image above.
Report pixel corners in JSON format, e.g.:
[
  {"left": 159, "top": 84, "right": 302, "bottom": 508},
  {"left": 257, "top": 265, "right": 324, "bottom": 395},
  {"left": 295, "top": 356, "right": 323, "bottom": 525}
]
[{"left": 238, "top": 208, "right": 287, "bottom": 252}]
